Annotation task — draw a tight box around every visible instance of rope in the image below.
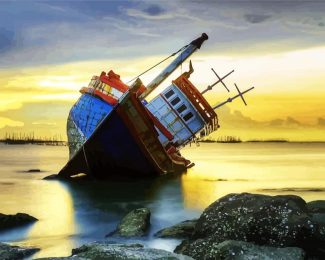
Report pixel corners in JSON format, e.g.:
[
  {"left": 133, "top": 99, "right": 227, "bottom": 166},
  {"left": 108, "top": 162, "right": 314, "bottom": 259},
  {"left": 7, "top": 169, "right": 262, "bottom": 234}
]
[{"left": 126, "top": 44, "right": 189, "bottom": 84}]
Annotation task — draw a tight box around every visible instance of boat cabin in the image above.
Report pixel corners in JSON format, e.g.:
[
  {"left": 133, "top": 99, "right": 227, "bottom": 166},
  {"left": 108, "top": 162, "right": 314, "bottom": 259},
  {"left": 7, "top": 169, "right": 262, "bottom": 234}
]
[{"left": 146, "top": 74, "right": 218, "bottom": 147}]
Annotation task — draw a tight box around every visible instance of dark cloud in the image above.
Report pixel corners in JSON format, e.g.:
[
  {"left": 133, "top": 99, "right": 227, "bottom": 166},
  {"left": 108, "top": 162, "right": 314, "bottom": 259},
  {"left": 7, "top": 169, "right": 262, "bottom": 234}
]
[
  {"left": 286, "top": 116, "right": 301, "bottom": 125},
  {"left": 217, "top": 106, "right": 260, "bottom": 128},
  {"left": 318, "top": 117, "right": 325, "bottom": 126},
  {"left": 0, "top": 28, "right": 15, "bottom": 52},
  {"left": 143, "top": 5, "right": 165, "bottom": 16},
  {"left": 218, "top": 106, "right": 312, "bottom": 130},
  {"left": 1, "top": 0, "right": 325, "bottom": 67},
  {"left": 244, "top": 14, "right": 271, "bottom": 24},
  {"left": 269, "top": 117, "right": 302, "bottom": 127},
  {"left": 269, "top": 118, "right": 284, "bottom": 127}
]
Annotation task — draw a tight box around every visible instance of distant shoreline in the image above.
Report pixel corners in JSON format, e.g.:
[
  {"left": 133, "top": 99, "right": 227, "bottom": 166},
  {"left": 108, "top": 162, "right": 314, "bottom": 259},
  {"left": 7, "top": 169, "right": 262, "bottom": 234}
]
[
  {"left": 0, "top": 140, "right": 67, "bottom": 146},
  {"left": 1, "top": 140, "right": 325, "bottom": 146}
]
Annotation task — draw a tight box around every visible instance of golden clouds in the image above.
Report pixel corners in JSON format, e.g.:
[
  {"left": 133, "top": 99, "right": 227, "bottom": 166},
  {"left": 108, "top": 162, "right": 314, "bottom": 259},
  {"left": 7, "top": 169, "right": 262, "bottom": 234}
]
[
  {"left": 0, "top": 117, "right": 24, "bottom": 129},
  {"left": 0, "top": 45, "right": 324, "bottom": 140}
]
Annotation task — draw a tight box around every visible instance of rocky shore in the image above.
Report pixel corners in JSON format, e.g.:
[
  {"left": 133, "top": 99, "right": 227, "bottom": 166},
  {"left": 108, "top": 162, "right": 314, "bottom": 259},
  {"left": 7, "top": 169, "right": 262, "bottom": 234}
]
[
  {"left": 173, "top": 193, "right": 325, "bottom": 259},
  {"left": 0, "top": 212, "right": 38, "bottom": 231},
  {"left": 0, "top": 243, "right": 39, "bottom": 260},
  {"left": 1, "top": 192, "right": 324, "bottom": 259}
]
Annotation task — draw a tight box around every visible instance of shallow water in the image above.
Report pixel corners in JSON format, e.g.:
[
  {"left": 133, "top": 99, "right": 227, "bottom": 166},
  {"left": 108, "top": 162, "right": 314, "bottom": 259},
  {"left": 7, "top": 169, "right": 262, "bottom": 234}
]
[{"left": 0, "top": 142, "right": 324, "bottom": 258}]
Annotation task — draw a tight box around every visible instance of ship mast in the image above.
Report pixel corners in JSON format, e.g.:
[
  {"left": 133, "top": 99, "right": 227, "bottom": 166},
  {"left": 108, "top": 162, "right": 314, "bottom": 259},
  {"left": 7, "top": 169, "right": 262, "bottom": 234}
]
[{"left": 139, "top": 33, "right": 208, "bottom": 100}]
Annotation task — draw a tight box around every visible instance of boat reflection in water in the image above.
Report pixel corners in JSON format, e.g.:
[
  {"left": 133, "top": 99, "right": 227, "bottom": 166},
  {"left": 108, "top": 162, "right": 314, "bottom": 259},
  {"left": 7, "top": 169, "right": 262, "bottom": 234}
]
[{"left": 1, "top": 142, "right": 325, "bottom": 258}]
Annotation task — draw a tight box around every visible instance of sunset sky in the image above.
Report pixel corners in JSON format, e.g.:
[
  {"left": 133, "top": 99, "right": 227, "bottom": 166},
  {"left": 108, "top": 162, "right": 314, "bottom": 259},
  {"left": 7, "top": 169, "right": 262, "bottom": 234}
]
[{"left": 1, "top": 0, "right": 325, "bottom": 141}]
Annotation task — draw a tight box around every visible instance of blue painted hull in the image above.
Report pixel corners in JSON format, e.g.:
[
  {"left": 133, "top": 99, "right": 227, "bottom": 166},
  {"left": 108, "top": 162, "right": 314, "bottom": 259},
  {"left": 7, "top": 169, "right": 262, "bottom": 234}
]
[{"left": 60, "top": 93, "right": 186, "bottom": 179}]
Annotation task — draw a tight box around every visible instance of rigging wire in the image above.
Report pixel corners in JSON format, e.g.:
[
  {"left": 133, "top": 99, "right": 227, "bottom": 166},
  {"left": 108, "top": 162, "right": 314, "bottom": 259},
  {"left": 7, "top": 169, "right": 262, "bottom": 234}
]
[{"left": 126, "top": 44, "right": 189, "bottom": 84}]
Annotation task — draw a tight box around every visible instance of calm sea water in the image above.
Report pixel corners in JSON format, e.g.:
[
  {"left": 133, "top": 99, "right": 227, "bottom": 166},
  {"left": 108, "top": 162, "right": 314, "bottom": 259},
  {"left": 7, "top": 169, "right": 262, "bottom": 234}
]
[{"left": 0, "top": 142, "right": 324, "bottom": 258}]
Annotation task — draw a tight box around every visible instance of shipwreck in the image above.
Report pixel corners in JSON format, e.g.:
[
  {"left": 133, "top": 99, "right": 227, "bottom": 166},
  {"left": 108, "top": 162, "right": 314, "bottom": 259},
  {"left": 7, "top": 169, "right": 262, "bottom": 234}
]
[{"left": 58, "top": 33, "right": 254, "bottom": 179}]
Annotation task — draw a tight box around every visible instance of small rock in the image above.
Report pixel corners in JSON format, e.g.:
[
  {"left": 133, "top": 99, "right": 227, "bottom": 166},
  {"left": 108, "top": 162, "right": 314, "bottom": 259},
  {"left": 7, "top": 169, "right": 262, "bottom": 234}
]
[
  {"left": 37, "top": 242, "right": 194, "bottom": 260},
  {"left": 0, "top": 242, "right": 39, "bottom": 260},
  {"left": 109, "top": 208, "right": 151, "bottom": 237},
  {"left": 209, "top": 240, "right": 305, "bottom": 260},
  {"left": 0, "top": 212, "right": 38, "bottom": 230},
  {"left": 155, "top": 219, "right": 197, "bottom": 238},
  {"left": 307, "top": 200, "right": 325, "bottom": 213},
  {"left": 27, "top": 169, "right": 41, "bottom": 172}
]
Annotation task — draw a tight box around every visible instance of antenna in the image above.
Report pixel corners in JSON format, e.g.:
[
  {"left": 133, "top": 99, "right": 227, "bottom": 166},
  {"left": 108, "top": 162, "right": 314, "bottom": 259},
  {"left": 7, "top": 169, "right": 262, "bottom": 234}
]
[
  {"left": 234, "top": 83, "right": 247, "bottom": 106},
  {"left": 211, "top": 68, "right": 230, "bottom": 92},
  {"left": 213, "top": 84, "right": 254, "bottom": 110},
  {"left": 201, "top": 69, "right": 234, "bottom": 95}
]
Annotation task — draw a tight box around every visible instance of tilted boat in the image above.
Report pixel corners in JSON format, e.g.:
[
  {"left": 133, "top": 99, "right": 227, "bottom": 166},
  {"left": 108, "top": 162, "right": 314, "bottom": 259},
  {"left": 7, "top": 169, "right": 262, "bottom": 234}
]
[{"left": 58, "top": 33, "right": 254, "bottom": 179}]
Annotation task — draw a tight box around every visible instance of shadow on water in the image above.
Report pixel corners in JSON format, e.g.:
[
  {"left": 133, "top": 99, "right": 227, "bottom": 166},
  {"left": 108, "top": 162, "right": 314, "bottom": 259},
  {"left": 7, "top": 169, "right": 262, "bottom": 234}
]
[{"left": 28, "top": 172, "right": 194, "bottom": 258}]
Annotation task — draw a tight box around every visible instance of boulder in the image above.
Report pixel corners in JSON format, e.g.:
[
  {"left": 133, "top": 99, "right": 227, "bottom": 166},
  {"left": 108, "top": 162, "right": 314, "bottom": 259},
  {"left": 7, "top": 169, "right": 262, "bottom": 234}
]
[
  {"left": 155, "top": 219, "right": 197, "bottom": 238},
  {"left": 0, "top": 212, "right": 38, "bottom": 230},
  {"left": 37, "top": 242, "right": 194, "bottom": 260},
  {"left": 307, "top": 200, "right": 325, "bottom": 213},
  {"left": 311, "top": 213, "right": 325, "bottom": 225},
  {"left": 109, "top": 208, "right": 151, "bottom": 237},
  {"left": 175, "top": 193, "right": 324, "bottom": 258},
  {"left": 0, "top": 242, "right": 39, "bottom": 260},
  {"left": 206, "top": 240, "right": 305, "bottom": 260}
]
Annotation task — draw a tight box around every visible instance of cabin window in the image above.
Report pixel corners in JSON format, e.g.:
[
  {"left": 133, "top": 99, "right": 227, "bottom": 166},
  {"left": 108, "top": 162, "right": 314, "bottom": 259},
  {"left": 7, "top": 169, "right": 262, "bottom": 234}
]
[
  {"left": 164, "top": 89, "right": 175, "bottom": 99},
  {"left": 177, "top": 104, "right": 187, "bottom": 114},
  {"left": 171, "top": 97, "right": 181, "bottom": 106},
  {"left": 183, "top": 112, "right": 194, "bottom": 121}
]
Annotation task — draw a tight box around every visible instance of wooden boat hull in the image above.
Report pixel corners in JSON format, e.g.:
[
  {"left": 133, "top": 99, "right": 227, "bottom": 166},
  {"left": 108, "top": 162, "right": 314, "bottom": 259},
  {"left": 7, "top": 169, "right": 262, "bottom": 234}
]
[{"left": 59, "top": 92, "right": 187, "bottom": 179}]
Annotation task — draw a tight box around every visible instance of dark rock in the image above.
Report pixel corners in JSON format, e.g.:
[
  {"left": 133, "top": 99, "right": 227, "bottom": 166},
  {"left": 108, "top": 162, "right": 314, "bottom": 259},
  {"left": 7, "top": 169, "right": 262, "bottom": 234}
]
[
  {"left": 27, "top": 169, "right": 41, "bottom": 172},
  {"left": 175, "top": 193, "right": 323, "bottom": 258},
  {"left": 0, "top": 212, "right": 38, "bottom": 230},
  {"left": 307, "top": 200, "right": 325, "bottom": 213},
  {"left": 311, "top": 213, "right": 325, "bottom": 225},
  {"left": 108, "top": 208, "right": 151, "bottom": 237},
  {"left": 0, "top": 242, "right": 39, "bottom": 260},
  {"left": 37, "top": 242, "right": 194, "bottom": 260},
  {"left": 155, "top": 219, "right": 197, "bottom": 238},
  {"left": 43, "top": 174, "right": 59, "bottom": 180},
  {"left": 206, "top": 240, "right": 305, "bottom": 260}
]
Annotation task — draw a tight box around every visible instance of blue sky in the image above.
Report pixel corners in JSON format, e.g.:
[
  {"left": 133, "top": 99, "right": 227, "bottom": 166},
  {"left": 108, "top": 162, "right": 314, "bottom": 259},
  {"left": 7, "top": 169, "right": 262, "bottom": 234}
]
[
  {"left": 1, "top": 0, "right": 325, "bottom": 141},
  {"left": 1, "top": 0, "right": 325, "bottom": 67}
]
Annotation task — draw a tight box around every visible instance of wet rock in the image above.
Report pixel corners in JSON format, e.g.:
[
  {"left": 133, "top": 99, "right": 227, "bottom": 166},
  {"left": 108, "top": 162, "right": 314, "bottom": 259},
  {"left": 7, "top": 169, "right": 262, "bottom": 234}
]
[
  {"left": 27, "top": 169, "right": 41, "bottom": 172},
  {"left": 0, "top": 242, "right": 39, "bottom": 260},
  {"left": 307, "top": 200, "right": 325, "bottom": 213},
  {"left": 207, "top": 240, "right": 305, "bottom": 260},
  {"left": 109, "top": 208, "right": 151, "bottom": 237},
  {"left": 175, "top": 193, "right": 323, "bottom": 258},
  {"left": 0, "top": 212, "right": 38, "bottom": 230},
  {"left": 311, "top": 213, "right": 325, "bottom": 225},
  {"left": 37, "top": 242, "right": 194, "bottom": 260},
  {"left": 155, "top": 219, "right": 197, "bottom": 238}
]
